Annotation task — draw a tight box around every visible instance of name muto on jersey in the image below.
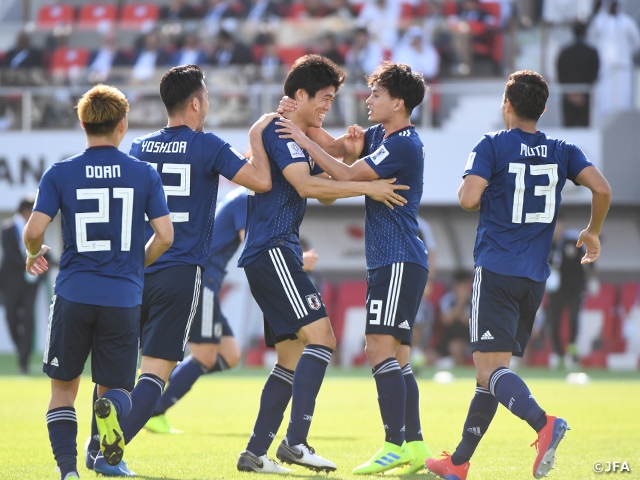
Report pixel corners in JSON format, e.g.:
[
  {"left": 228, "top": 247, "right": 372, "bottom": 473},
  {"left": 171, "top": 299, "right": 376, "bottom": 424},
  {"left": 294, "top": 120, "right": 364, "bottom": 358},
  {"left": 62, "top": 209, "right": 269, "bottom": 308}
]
[{"left": 520, "top": 144, "right": 547, "bottom": 158}]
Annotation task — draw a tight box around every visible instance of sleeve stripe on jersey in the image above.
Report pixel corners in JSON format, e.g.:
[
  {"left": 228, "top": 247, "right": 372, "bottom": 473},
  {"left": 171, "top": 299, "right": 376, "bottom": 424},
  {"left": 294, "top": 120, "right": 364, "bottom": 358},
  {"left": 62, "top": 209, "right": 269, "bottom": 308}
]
[
  {"left": 269, "top": 248, "right": 308, "bottom": 319},
  {"left": 183, "top": 267, "right": 202, "bottom": 351},
  {"left": 470, "top": 266, "right": 482, "bottom": 343},
  {"left": 201, "top": 286, "right": 215, "bottom": 338},
  {"left": 383, "top": 262, "right": 404, "bottom": 327}
]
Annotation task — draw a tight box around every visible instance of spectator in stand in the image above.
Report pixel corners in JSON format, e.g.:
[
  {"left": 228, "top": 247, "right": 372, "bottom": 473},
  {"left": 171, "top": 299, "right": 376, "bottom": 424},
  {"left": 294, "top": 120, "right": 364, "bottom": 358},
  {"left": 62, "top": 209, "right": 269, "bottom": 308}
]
[
  {"left": 392, "top": 26, "right": 439, "bottom": 81},
  {"left": 242, "top": 0, "right": 280, "bottom": 23},
  {"left": 289, "top": 0, "right": 331, "bottom": 19},
  {"left": 327, "top": 0, "right": 358, "bottom": 20},
  {"left": 258, "top": 34, "right": 282, "bottom": 82},
  {"left": 161, "top": 0, "right": 201, "bottom": 20},
  {"left": 556, "top": 22, "right": 599, "bottom": 127},
  {"left": 211, "top": 29, "right": 254, "bottom": 65},
  {"left": 318, "top": 33, "right": 345, "bottom": 65},
  {"left": 203, "top": 0, "right": 243, "bottom": 34},
  {"left": 130, "top": 31, "right": 171, "bottom": 84},
  {"left": 424, "top": 0, "right": 457, "bottom": 76},
  {"left": 172, "top": 32, "right": 209, "bottom": 66},
  {"left": 2, "top": 31, "right": 42, "bottom": 69},
  {"left": 355, "top": 0, "right": 401, "bottom": 50},
  {"left": 345, "top": 27, "right": 384, "bottom": 80},
  {"left": 588, "top": 0, "right": 640, "bottom": 120},
  {"left": 432, "top": 270, "right": 473, "bottom": 367},
  {"left": 88, "top": 34, "right": 131, "bottom": 83}
]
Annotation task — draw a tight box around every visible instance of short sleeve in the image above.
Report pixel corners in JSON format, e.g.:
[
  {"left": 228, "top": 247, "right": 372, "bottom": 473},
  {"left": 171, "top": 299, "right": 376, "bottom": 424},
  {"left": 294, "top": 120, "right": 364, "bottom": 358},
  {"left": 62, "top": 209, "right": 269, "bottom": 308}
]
[
  {"left": 34, "top": 166, "right": 61, "bottom": 219},
  {"left": 202, "top": 133, "right": 247, "bottom": 181},
  {"left": 363, "top": 136, "right": 407, "bottom": 179},
  {"left": 566, "top": 143, "right": 593, "bottom": 185},
  {"left": 361, "top": 127, "right": 374, "bottom": 157},
  {"left": 463, "top": 135, "right": 494, "bottom": 181},
  {"left": 309, "top": 158, "right": 324, "bottom": 177},
  {"left": 263, "top": 126, "right": 309, "bottom": 172},
  {"left": 145, "top": 165, "right": 170, "bottom": 220}
]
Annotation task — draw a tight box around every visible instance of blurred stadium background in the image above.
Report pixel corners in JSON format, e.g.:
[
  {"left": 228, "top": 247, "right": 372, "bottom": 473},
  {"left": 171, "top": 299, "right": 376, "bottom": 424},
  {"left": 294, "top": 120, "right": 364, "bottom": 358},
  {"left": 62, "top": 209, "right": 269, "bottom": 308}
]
[{"left": 1, "top": 0, "right": 639, "bottom": 373}]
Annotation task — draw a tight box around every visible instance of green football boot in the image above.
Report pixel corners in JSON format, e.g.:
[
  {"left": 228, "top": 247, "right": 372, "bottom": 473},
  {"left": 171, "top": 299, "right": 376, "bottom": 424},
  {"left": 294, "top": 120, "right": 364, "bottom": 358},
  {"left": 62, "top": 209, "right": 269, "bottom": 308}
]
[
  {"left": 391, "top": 440, "right": 434, "bottom": 474},
  {"left": 94, "top": 398, "right": 125, "bottom": 466},
  {"left": 144, "top": 414, "right": 182, "bottom": 434},
  {"left": 353, "top": 441, "right": 414, "bottom": 475}
]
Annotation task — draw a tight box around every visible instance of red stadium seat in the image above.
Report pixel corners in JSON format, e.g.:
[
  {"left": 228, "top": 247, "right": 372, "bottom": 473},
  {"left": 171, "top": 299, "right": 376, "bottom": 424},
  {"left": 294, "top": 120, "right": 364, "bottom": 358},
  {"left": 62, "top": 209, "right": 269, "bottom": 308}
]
[
  {"left": 78, "top": 3, "right": 117, "bottom": 30},
  {"left": 37, "top": 4, "right": 74, "bottom": 29},
  {"left": 277, "top": 46, "right": 306, "bottom": 67},
  {"left": 119, "top": 3, "right": 160, "bottom": 29},
  {"left": 620, "top": 282, "right": 640, "bottom": 317},
  {"left": 49, "top": 47, "right": 89, "bottom": 74},
  {"left": 252, "top": 44, "right": 265, "bottom": 62},
  {"left": 400, "top": 2, "right": 414, "bottom": 19}
]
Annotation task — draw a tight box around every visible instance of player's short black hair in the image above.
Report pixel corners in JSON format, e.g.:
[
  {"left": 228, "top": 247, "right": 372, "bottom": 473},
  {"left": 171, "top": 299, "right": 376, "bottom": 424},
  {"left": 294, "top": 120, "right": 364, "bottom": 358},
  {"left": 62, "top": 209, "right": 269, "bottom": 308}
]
[
  {"left": 18, "top": 196, "right": 34, "bottom": 214},
  {"left": 452, "top": 269, "right": 473, "bottom": 283},
  {"left": 367, "top": 61, "right": 426, "bottom": 116},
  {"left": 160, "top": 64, "right": 205, "bottom": 115},
  {"left": 283, "top": 54, "right": 346, "bottom": 100},
  {"left": 504, "top": 70, "right": 548, "bottom": 121}
]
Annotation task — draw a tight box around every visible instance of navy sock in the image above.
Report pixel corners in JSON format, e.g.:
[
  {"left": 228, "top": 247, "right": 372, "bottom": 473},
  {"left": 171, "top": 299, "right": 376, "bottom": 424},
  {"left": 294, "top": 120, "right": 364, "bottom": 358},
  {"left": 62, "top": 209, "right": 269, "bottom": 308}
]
[
  {"left": 102, "top": 388, "right": 132, "bottom": 421},
  {"left": 489, "top": 367, "right": 546, "bottom": 432},
  {"left": 121, "top": 373, "right": 165, "bottom": 444},
  {"left": 285, "top": 344, "right": 332, "bottom": 446},
  {"left": 402, "top": 363, "right": 423, "bottom": 442},
  {"left": 451, "top": 384, "right": 499, "bottom": 465},
  {"left": 154, "top": 357, "right": 206, "bottom": 416},
  {"left": 46, "top": 406, "right": 78, "bottom": 478},
  {"left": 206, "top": 355, "right": 230, "bottom": 374},
  {"left": 246, "top": 364, "right": 294, "bottom": 456},
  {"left": 89, "top": 385, "right": 100, "bottom": 453},
  {"left": 373, "top": 358, "right": 406, "bottom": 446}
]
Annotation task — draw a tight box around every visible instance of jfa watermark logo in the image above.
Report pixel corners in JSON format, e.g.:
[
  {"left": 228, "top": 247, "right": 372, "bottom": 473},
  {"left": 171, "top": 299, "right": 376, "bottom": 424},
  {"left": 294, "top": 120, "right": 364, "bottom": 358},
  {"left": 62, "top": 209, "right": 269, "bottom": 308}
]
[{"left": 593, "top": 461, "right": 631, "bottom": 473}]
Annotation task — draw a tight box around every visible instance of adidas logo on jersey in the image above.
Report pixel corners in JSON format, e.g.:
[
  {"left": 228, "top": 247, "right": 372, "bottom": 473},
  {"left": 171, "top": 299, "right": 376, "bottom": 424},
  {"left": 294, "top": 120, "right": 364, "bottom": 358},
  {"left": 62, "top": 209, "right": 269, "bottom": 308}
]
[
  {"left": 481, "top": 331, "right": 494, "bottom": 340},
  {"left": 50, "top": 357, "right": 59, "bottom": 367},
  {"left": 467, "top": 427, "right": 482, "bottom": 437},
  {"left": 398, "top": 320, "right": 411, "bottom": 330}
]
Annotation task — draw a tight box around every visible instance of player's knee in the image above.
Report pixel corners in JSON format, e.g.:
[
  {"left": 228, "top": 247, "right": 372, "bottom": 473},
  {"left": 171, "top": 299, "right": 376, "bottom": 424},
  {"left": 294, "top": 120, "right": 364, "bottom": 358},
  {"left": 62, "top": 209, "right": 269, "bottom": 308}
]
[
  {"left": 475, "top": 369, "right": 491, "bottom": 389},
  {"left": 222, "top": 345, "right": 241, "bottom": 369}
]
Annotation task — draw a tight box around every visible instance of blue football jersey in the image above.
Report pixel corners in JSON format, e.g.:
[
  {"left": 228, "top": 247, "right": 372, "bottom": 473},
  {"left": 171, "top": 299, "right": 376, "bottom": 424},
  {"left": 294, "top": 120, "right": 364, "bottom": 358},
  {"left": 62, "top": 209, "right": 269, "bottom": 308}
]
[
  {"left": 204, "top": 187, "right": 247, "bottom": 293},
  {"left": 34, "top": 146, "right": 169, "bottom": 308},
  {"left": 361, "top": 124, "right": 429, "bottom": 271},
  {"left": 130, "top": 125, "right": 247, "bottom": 273},
  {"left": 239, "top": 119, "right": 323, "bottom": 267},
  {"left": 465, "top": 128, "right": 593, "bottom": 282}
]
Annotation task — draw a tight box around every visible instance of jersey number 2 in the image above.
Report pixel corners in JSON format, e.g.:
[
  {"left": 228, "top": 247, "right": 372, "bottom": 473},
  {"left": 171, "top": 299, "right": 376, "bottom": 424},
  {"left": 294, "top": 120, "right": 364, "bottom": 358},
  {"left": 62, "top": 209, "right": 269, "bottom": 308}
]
[
  {"left": 75, "top": 188, "right": 133, "bottom": 252},
  {"left": 508, "top": 163, "right": 558, "bottom": 224}
]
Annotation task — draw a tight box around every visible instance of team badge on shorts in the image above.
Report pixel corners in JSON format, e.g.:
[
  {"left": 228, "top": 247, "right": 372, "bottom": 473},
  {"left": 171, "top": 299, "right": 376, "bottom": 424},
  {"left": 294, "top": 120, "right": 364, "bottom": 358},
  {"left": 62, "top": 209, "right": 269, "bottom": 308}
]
[
  {"left": 305, "top": 293, "right": 322, "bottom": 310},
  {"left": 214, "top": 322, "right": 223, "bottom": 339}
]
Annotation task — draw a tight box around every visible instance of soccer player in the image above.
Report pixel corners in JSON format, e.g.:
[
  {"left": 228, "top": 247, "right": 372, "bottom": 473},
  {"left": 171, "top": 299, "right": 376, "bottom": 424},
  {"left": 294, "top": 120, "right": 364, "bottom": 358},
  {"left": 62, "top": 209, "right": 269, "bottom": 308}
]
[
  {"left": 145, "top": 186, "right": 319, "bottom": 433},
  {"left": 236, "top": 55, "right": 411, "bottom": 474},
  {"left": 84, "top": 64, "right": 272, "bottom": 476},
  {"left": 424, "top": 70, "right": 611, "bottom": 479},
  {"left": 275, "top": 61, "right": 433, "bottom": 475},
  {"left": 23, "top": 84, "right": 173, "bottom": 480}
]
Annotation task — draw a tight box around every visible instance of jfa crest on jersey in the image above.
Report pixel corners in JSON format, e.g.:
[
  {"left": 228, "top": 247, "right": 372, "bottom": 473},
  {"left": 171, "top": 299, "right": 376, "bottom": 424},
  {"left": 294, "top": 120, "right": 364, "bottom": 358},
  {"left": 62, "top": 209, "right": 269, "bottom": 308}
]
[
  {"left": 305, "top": 293, "right": 323, "bottom": 310},
  {"left": 465, "top": 128, "right": 593, "bottom": 282}
]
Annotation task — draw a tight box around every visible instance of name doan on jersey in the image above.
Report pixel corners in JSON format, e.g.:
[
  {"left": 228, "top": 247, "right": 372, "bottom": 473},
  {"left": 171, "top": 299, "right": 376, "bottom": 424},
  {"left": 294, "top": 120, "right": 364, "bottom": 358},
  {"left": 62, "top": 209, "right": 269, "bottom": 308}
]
[
  {"left": 85, "top": 165, "right": 121, "bottom": 178},
  {"left": 140, "top": 140, "right": 188, "bottom": 154}
]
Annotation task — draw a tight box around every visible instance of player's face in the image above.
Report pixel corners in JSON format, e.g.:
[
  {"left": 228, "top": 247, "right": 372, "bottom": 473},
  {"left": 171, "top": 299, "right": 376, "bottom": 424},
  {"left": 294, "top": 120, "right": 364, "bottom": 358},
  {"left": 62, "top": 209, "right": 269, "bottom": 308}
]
[
  {"left": 302, "top": 86, "right": 336, "bottom": 129},
  {"left": 366, "top": 83, "right": 395, "bottom": 123},
  {"left": 195, "top": 82, "right": 210, "bottom": 132}
]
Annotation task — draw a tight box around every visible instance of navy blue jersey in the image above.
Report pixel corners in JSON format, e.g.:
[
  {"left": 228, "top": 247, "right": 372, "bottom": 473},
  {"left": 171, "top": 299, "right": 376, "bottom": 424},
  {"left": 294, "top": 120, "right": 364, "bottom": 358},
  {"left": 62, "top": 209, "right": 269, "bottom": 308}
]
[
  {"left": 34, "top": 146, "right": 169, "bottom": 308},
  {"left": 205, "top": 187, "right": 247, "bottom": 293},
  {"left": 130, "top": 125, "right": 247, "bottom": 273},
  {"left": 465, "top": 128, "right": 593, "bottom": 282},
  {"left": 239, "top": 119, "right": 323, "bottom": 267},
  {"left": 361, "top": 124, "right": 429, "bottom": 271}
]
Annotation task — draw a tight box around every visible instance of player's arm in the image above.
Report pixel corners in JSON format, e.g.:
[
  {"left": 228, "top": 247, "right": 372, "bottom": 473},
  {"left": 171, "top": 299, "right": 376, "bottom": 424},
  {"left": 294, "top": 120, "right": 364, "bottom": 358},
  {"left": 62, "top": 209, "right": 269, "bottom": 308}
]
[
  {"left": 276, "top": 117, "right": 375, "bottom": 182},
  {"left": 145, "top": 214, "right": 173, "bottom": 267},
  {"left": 238, "top": 228, "right": 245, "bottom": 243},
  {"left": 302, "top": 249, "right": 318, "bottom": 272},
  {"left": 23, "top": 211, "right": 52, "bottom": 276},
  {"left": 230, "top": 113, "right": 277, "bottom": 193},
  {"left": 574, "top": 165, "right": 612, "bottom": 264},
  {"left": 458, "top": 175, "right": 488, "bottom": 211},
  {"left": 282, "top": 162, "right": 407, "bottom": 209}
]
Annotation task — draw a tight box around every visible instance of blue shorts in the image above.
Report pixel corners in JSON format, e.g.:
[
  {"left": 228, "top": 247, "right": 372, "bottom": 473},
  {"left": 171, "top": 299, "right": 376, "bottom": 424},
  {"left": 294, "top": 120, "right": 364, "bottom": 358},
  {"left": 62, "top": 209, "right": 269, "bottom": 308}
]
[
  {"left": 470, "top": 266, "right": 545, "bottom": 357},
  {"left": 141, "top": 265, "right": 202, "bottom": 361},
  {"left": 244, "top": 247, "right": 327, "bottom": 344},
  {"left": 189, "top": 286, "right": 234, "bottom": 344},
  {"left": 365, "top": 262, "right": 428, "bottom": 345},
  {"left": 42, "top": 295, "right": 139, "bottom": 390}
]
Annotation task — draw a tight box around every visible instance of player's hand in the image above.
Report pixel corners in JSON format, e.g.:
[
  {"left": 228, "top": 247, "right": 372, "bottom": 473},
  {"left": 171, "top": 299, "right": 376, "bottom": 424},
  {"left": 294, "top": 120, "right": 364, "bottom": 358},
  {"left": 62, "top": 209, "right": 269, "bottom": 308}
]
[
  {"left": 366, "top": 178, "right": 409, "bottom": 209},
  {"left": 344, "top": 124, "right": 365, "bottom": 158},
  {"left": 302, "top": 249, "right": 319, "bottom": 272},
  {"left": 277, "top": 96, "right": 297, "bottom": 114},
  {"left": 250, "top": 112, "right": 279, "bottom": 137},
  {"left": 275, "top": 117, "right": 311, "bottom": 149},
  {"left": 577, "top": 229, "right": 601, "bottom": 264},
  {"left": 25, "top": 244, "right": 51, "bottom": 276}
]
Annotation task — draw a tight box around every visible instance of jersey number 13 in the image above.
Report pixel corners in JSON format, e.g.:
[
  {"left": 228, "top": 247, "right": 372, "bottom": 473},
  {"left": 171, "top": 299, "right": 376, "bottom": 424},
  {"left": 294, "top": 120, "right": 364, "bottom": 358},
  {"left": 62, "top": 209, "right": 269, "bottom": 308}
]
[{"left": 508, "top": 163, "right": 558, "bottom": 224}]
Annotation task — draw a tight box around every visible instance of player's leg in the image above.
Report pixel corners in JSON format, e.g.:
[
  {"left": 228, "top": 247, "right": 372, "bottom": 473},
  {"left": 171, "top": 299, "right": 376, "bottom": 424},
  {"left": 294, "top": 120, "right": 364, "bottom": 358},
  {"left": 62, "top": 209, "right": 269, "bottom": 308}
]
[
  {"left": 43, "top": 296, "right": 94, "bottom": 480},
  {"left": 565, "top": 290, "right": 583, "bottom": 364}
]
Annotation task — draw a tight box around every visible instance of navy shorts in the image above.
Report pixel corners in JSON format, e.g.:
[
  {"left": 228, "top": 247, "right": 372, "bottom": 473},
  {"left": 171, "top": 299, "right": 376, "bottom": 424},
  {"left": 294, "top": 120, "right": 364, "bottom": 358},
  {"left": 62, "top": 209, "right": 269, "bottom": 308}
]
[
  {"left": 470, "top": 266, "right": 545, "bottom": 357},
  {"left": 245, "top": 247, "right": 327, "bottom": 344},
  {"left": 140, "top": 265, "right": 202, "bottom": 361},
  {"left": 365, "top": 262, "right": 428, "bottom": 345},
  {"left": 189, "top": 286, "right": 234, "bottom": 344},
  {"left": 42, "top": 295, "right": 139, "bottom": 391}
]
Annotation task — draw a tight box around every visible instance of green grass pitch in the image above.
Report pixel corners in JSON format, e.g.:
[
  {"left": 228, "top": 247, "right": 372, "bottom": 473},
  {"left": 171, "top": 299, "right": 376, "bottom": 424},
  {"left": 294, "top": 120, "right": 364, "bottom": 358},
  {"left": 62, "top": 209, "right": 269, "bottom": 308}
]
[{"left": 1, "top": 366, "right": 639, "bottom": 479}]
